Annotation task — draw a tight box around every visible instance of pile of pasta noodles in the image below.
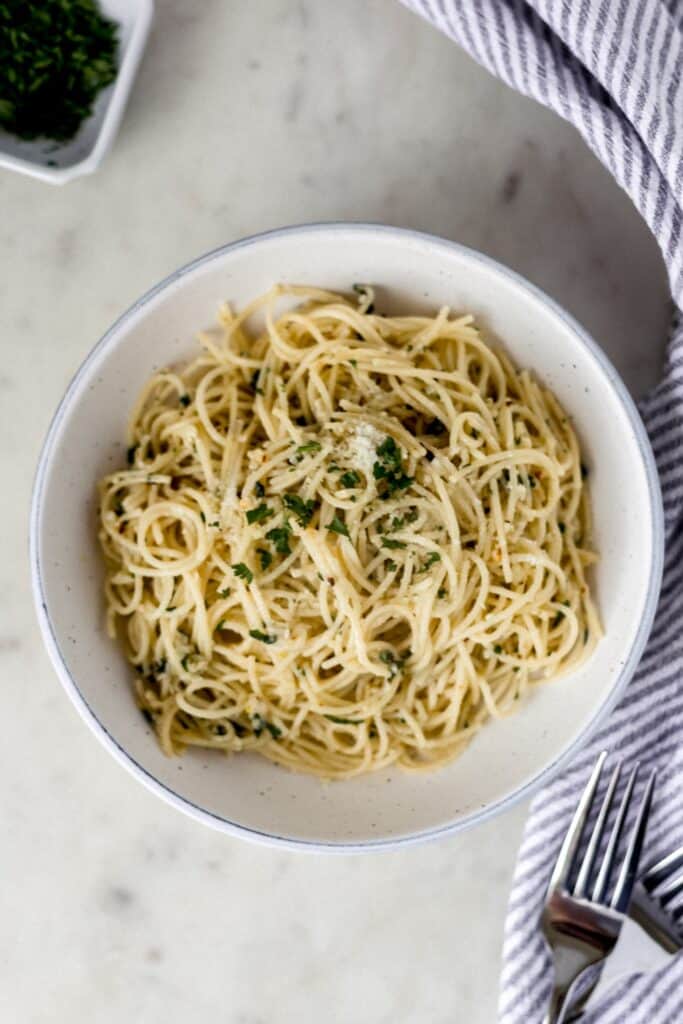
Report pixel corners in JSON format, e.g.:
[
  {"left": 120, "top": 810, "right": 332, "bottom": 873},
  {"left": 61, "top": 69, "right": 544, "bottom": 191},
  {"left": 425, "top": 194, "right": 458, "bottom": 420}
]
[{"left": 98, "top": 285, "right": 600, "bottom": 779}]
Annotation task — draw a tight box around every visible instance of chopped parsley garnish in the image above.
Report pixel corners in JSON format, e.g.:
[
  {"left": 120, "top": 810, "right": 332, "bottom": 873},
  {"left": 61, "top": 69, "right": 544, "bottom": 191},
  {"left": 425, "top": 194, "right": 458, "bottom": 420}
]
[
  {"left": 232, "top": 562, "right": 254, "bottom": 583},
  {"left": 386, "top": 559, "right": 398, "bottom": 572},
  {"left": 179, "top": 394, "right": 191, "bottom": 407},
  {"left": 126, "top": 445, "right": 137, "bottom": 466},
  {"left": 493, "top": 644, "right": 502, "bottom": 654},
  {"left": 296, "top": 441, "right": 322, "bottom": 455},
  {"left": 246, "top": 503, "right": 274, "bottom": 525},
  {"left": 252, "top": 547, "right": 270, "bottom": 571},
  {"left": 373, "top": 436, "right": 414, "bottom": 498},
  {"left": 216, "top": 620, "right": 225, "bottom": 631},
  {"left": 249, "top": 629, "right": 277, "bottom": 644},
  {"left": 0, "top": 0, "right": 119, "bottom": 143},
  {"left": 218, "top": 588, "right": 231, "bottom": 598},
  {"left": 379, "top": 648, "right": 411, "bottom": 677},
  {"left": 324, "top": 714, "right": 363, "bottom": 725},
  {"left": 328, "top": 464, "right": 341, "bottom": 473},
  {"left": 340, "top": 470, "right": 361, "bottom": 489},
  {"left": 381, "top": 537, "right": 406, "bottom": 550},
  {"left": 254, "top": 481, "right": 265, "bottom": 497},
  {"left": 352, "top": 283, "right": 375, "bottom": 313},
  {"left": 252, "top": 714, "right": 281, "bottom": 739},
  {"left": 327, "top": 515, "right": 350, "bottom": 539},
  {"left": 283, "top": 493, "right": 316, "bottom": 526},
  {"left": 266, "top": 523, "right": 292, "bottom": 555},
  {"left": 181, "top": 655, "right": 190, "bottom": 671},
  {"left": 421, "top": 552, "right": 441, "bottom": 570}
]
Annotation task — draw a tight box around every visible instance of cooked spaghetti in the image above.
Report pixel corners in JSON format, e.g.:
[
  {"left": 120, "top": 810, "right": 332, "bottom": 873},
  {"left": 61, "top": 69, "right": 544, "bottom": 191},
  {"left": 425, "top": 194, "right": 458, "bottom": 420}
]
[{"left": 98, "top": 285, "right": 600, "bottom": 779}]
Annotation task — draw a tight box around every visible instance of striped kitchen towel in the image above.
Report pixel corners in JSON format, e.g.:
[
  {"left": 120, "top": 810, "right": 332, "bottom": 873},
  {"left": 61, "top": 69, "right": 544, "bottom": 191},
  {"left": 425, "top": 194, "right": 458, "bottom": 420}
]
[{"left": 401, "top": 1, "right": 683, "bottom": 1021}]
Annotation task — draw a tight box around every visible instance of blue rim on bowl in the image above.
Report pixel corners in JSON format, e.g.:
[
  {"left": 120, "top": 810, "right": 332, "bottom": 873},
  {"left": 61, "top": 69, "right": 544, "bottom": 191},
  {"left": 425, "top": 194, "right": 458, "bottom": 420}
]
[{"left": 30, "top": 223, "right": 665, "bottom": 851}]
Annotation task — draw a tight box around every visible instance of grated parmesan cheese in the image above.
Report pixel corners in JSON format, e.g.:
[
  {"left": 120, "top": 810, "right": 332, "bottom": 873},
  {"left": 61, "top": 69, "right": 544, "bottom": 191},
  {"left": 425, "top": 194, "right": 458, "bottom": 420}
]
[{"left": 349, "top": 421, "right": 385, "bottom": 476}]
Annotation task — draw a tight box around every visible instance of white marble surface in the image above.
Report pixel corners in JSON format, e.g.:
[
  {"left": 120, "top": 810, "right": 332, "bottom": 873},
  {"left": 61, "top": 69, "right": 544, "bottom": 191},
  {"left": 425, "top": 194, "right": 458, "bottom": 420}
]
[{"left": 0, "top": 2, "right": 671, "bottom": 1022}]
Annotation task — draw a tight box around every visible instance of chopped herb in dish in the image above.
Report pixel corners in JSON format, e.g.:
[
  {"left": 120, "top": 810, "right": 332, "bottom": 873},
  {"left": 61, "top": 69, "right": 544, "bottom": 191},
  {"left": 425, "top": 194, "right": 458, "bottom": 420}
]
[
  {"left": 232, "top": 563, "right": 254, "bottom": 583},
  {"left": 246, "top": 503, "right": 273, "bottom": 525},
  {"left": 326, "top": 515, "right": 350, "bottom": 538}
]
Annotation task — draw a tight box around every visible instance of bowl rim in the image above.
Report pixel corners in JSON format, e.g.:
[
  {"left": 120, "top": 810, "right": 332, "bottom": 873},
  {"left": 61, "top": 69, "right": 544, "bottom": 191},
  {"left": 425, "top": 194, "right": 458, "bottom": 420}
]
[{"left": 29, "top": 222, "right": 665, "bottom": 852}]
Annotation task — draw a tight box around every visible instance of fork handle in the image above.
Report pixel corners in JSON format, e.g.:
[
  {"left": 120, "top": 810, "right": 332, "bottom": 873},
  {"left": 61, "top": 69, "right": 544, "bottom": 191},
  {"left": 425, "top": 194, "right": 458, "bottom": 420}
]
[
  {"left": 543, "top": 967, "right": 595, "bottom": 1024},
  {"left": 542, "top": 986, "right": 571, "bottom": 1024}
]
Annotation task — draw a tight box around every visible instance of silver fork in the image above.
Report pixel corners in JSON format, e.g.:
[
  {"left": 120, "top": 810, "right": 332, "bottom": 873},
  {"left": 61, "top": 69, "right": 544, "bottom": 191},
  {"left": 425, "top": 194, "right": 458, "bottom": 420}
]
[
  {"left": 631, "top": 843, "right": 683, "bottom": 952},
  {"left": 541, "top": 751, "right": 657, "bottom": 1024}
]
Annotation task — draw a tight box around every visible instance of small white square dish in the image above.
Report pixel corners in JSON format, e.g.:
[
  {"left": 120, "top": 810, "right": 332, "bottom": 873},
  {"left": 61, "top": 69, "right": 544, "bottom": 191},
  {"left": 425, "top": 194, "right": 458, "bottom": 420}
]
[{"left": 0, "top": 0, "right": 153, "bottom": 185}]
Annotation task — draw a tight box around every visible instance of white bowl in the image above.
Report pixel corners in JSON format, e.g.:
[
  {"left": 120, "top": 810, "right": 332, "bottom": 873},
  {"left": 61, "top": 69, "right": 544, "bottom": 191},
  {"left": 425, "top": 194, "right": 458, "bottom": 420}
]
[
  {"left": 31, "top": 224, "right": 663, "bottom": 851},
  {"left": 0, "top": 0, "right": 153, "bottom": 185}
]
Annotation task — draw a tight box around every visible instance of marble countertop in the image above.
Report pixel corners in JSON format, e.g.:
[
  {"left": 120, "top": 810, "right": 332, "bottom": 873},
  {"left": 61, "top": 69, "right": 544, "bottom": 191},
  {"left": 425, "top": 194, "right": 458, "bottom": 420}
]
[{"left": 1, "top": 2, "right": 671, "bottom": 1022}]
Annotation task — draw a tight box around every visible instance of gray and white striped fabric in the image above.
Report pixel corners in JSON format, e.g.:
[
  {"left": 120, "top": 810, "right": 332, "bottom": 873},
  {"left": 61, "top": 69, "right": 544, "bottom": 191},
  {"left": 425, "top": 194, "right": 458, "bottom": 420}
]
[{"left": 402, "top": 2, "right": 683, "bottom": 1021}]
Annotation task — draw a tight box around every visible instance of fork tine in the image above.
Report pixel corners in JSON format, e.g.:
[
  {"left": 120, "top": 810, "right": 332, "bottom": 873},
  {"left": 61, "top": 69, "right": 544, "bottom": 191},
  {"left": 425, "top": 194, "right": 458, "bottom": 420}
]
[
  {"left": 573, "top": 762, "right": 621, "bottom": 898},
  {"left": 592, "top": 763, "right": 640, "bottom": 903},
  {"left": 642, "top": 845, "right": 683, "bottom": 892},
  {"left": 611, "top": 769, "right": 657, "bottom": 913},
  {"left": 654, "top": 871, "right": 683, "bottom": 907},
  {"left": 547, "top": 751, "right": 607, "bottom": 894}
]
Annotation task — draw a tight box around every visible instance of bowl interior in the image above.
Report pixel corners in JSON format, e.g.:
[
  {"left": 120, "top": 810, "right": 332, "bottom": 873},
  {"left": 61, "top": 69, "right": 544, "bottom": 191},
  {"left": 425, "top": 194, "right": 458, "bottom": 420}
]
[{"left": 33, "top": 225, "right": 661, "bottom": 848}]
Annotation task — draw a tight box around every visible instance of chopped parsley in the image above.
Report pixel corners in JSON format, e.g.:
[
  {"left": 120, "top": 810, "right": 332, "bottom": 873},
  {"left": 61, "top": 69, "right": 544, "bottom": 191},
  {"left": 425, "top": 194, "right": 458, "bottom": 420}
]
[
  {"left": 379, "top": 648, "right": 411, "bottom": 677},
  {"left": 381, "top": 537, "right": 406, "bottom": 550},
  {"left": 386, "top": 559, "right": 398, "bottom": 572},
  {"left": 181, "top": 655, "right": 190, "bottom": 671},
  {"left": 0, "top": 0, "right": 119, "bottom": 143},
  {"left": 296, "top": 441, "right": 322, "bottom": 455},
  {"left": 252, "top": 714, "right": 282, "bottom": 739},
  {"left": 324, "top": 714, "right": 363, "bottom": 725},
  {"left": 218, "top": 588, "right": 231, "bottom": 598},
  {"left": 232, "top": 562, "right": 254, "bottom": 584},
  {"left": 339, "top": 470, "right": 361, "bottom": 489},
  {"left": 421, "top": 552, "right": 441, "bottom": 570},
  {"left": 327, "top": 515, "right": 350, "bottom": 539},
  {"left": 352, "top": 283, "right": 375, "bottom": 313},
  {"left": 246, "top": 503, "right": 274, "bottom": 525},
  {"left": 283, "top": 493, "right": 316, "bottom": 526},
  {"left": 266, "top": 523, "right": 292, "bottom": 555},
  {"left": 493, "top": 644, "right": 503, "bottom": 654},
  {"left": 254, "top": 481, "right": 265, "bottom": 497},
  {"left": 373, "top": 436, "right": 414, "bottom": 498},
  {"left": 257, "top": 547, "right": 273, "bottom": 571},
  {"left": 249, "top": 629, "right": 277, "bottom": 644}
]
